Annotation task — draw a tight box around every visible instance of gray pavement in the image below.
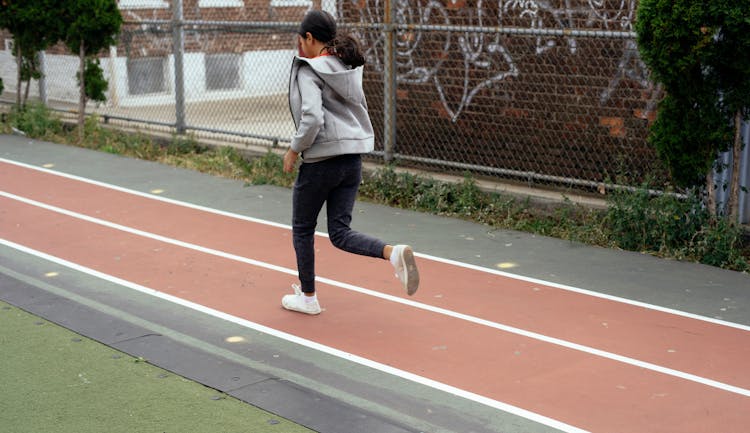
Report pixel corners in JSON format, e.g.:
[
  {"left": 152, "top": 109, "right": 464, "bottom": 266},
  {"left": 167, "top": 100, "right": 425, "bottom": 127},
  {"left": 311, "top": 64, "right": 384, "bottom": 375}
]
[{"left": 1, "top": 135, "right": 748, "bottom": 433}]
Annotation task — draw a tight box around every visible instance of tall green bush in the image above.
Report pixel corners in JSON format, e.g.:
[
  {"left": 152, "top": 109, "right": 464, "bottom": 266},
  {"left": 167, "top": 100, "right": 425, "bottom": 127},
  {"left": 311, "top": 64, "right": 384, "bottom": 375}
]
[
  {"left": 0, "top": 0, "right": 65, "bottom": 106},
  {"left": 78, "top": 58, "right": 108, "bottom": 104},
  {"left": 636, "top": 0, "right": 750, "bottom": 221},
  {"left": 60, "top": 0, "right": 122, "bottom": 138}
]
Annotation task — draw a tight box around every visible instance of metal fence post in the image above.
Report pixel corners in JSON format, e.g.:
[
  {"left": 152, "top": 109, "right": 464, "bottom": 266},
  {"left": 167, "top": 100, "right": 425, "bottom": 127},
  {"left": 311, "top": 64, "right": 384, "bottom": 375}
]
[
  {"left": 382, "top": 0, "right": 396, "bottom": 162},
  {"left": 739, "top": 121, "right": 750, "bottom": 224},
  {"left": 108, "top": 46, "right": 119, "bottom": 108},
  {"left": 37, "top": 51, "right": 48, "bottom": 106},
  {"left": 172, "top": 0, "right": 186, "bottom": 134}
]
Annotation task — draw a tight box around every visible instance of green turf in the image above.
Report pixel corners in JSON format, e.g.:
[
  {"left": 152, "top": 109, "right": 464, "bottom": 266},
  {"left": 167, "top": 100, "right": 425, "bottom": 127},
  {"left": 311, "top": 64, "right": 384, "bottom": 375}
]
[{"left": 0, "top": 301, "right": 314, "bottom": 433}]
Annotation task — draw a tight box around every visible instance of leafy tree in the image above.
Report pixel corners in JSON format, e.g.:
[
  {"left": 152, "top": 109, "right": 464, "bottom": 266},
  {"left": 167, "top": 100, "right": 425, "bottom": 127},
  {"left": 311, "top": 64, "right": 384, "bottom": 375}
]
[
  {"left": 636, "top": 0, "right": 750, "bottom": 222},
  {"left": 0, "top": 0, "right": 65, "bottom": 107},
  {"left": 78, "top": 58, "right": 108, "bottom": 104},
  {"left": 703, "top": 2, "right": 750, "bottom": 220},
  {"left": 60, "top": 0, "right": 122, "bottom": 138}
]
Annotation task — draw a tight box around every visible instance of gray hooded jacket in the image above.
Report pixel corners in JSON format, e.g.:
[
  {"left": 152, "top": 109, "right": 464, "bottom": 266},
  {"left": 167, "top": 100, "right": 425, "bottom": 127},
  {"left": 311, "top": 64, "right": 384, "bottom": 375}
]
[{"left": 288, "top": 55, "right": 374, "bottom": 163}]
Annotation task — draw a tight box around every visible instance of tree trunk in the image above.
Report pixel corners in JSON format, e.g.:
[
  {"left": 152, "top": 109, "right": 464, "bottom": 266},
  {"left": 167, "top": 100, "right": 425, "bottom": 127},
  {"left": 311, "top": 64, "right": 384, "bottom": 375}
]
[
  {"left": 706, "top": 170, "right": 717, "bottom": 217},
  {"left": 726, "top": 110, "right": 743, "bottom": 223},
  {"left": 78, "top": 41, "right": 86, "bottom": 141},
  {"left": 15, "top": 47, "right": 22, "bottom": 107},
  {"left": 23, "top": 73, "right": 31, "bottom": 106}
]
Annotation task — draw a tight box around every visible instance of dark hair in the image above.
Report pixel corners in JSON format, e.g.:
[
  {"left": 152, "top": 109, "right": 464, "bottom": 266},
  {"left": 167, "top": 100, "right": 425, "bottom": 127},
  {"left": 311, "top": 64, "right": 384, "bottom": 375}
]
[{"left": 299, "top": 10, "right": 366, "bottom": 68}]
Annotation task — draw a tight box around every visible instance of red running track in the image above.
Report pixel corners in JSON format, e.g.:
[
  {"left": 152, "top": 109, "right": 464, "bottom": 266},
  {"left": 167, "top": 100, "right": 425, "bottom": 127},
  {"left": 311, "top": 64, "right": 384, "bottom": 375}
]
[{"left": 1, "top": 159, "right": 749, "bottom": 433}]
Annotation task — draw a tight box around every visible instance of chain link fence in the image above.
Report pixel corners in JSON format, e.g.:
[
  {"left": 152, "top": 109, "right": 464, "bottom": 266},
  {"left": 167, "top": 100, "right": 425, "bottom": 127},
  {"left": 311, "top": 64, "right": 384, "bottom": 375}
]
[
  {"left": 2, "top": 0, "right": 743, "bottom": 205},
  {"left": 113, "top": 17, "right": 299, "bottom": 146}
]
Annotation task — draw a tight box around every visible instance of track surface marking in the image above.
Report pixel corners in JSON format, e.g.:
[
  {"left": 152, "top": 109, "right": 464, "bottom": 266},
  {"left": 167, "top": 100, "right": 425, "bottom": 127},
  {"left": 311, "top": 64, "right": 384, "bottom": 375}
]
[{"left": 1, "top": 160, "right": 749, "bottom": 433}]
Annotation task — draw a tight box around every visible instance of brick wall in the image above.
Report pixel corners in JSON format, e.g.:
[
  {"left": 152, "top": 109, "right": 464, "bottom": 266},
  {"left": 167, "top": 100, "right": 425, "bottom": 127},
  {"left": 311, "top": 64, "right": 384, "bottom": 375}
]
[
  {"left": 2, "top": 1, "right": 665, "bottom": 186},
  {"left": 344, "top": 0, "right": 664, "bottom": 184},
  {"left": 120, "top": 0, "right": 307, "bottom": 57}
]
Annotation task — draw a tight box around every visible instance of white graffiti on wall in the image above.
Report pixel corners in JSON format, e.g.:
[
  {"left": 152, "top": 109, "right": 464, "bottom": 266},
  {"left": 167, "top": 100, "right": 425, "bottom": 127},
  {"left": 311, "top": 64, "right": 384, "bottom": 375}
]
[
  {"left": 344, "top": 0, "right": 659, "bottom": 122},
  {"left": 591, "top": 0, "right": 661, "bottom": 118},
  {"left": 391, "top": 0, "right": 519, "bottom": 120}
]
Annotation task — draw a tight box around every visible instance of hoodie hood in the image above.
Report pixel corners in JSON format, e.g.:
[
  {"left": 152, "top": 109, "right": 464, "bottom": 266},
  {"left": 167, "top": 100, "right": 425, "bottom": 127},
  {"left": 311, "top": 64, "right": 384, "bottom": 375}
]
[
  {"left": 292, "top": 55, "right": 365, "bottom": 103},
  {"left": 288, "top": 54, "right": 375, "bottom": 162}
]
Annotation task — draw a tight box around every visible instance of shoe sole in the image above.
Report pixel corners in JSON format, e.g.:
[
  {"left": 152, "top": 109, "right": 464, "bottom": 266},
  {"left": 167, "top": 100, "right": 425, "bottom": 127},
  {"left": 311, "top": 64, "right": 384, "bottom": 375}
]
[
  {"left": 400, "top": 246, "right": 419, "bottom": 296},
  {"left": 282, "top": 304, "right": 321, "bottom": 315},
  {"left": 282, "top": 296, "right": 321, "bottom": 315},
  {"left": 283, "top": 306, "right": 321, "bottom": 315}
]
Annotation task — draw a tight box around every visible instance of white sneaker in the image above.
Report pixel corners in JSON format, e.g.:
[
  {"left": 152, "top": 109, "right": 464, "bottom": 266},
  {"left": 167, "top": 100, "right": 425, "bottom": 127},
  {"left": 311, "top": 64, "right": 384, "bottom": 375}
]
[
  {"left": 281, "top": 284, "right": 321, "bottom": 315},
  {"left": 393, "top": 245, "right": 419, "bottom": 296}
]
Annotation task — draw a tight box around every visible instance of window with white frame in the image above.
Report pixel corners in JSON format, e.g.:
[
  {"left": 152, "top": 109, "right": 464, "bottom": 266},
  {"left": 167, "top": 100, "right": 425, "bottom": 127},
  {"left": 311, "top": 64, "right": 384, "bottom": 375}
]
[
  {"left": 205, "top": 53, "right": 241, "bottom": 91},
  {"left": 199, "top": 0, "right": 243, "bottom": 7},
  {"left": 269, "top": 0, "right": 312, "bottom": 7},
  {"left": 118, "top": 0, "right": 168, "bottom": 9},
  {"left": 269, "top": 0, "right": 335, "bottom": 14},
  {"left": 127, "top": 57, "right": 168, "bottom": 95}
]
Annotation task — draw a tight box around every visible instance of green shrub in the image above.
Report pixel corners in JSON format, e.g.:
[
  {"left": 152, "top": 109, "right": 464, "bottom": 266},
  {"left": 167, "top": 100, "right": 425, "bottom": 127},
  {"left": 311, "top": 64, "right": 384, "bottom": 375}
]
[
  {"left": 245, "top": 150, "right": 295, "bottom": 187},
  {"left": 359, "top": 166, "right": 414, "bottom": 206},
  {"left": 606, "top": 184, "right": 708, "bottom": 252},
  {"left": 690, "top": 219, "right": 748, "bottom": 271},
  {"left": 7, "top": 103, "right": 63, "bottom": 137},
  {"left": 77, "top": 115, "right": 156, "bottom": 159},
  {"left": 78, "top": 58, "right": 108, "bottom": 103},
  {"left": 605, "top": 183, "right": 748, "bottom": 269},
  {"left": 166, "top": 134, "right": 207, "bottom": 156}
]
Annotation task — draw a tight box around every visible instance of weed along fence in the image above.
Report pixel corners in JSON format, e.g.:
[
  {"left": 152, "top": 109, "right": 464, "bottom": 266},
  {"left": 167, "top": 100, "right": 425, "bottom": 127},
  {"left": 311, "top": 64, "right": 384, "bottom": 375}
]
[{"left": 0, "top": 0, "right": 748, "bottom": 223}]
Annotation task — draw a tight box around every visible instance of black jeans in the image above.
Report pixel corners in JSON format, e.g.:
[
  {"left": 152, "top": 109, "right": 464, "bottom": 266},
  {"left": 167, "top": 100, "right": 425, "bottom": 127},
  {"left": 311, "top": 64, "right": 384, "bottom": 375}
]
[{"left": 292, "top": 154, "right": 386, "bottom": 293}]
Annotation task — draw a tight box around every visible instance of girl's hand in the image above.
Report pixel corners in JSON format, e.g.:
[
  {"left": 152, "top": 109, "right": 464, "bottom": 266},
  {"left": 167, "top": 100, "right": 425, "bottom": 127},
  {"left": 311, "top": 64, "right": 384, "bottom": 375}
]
[{"left": 283, "top": 149, "right": 299, "bottom": 173}]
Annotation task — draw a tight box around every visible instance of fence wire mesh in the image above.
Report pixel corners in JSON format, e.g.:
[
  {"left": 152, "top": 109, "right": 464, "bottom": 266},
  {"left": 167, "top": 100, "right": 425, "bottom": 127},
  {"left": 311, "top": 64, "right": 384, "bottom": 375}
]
[
  {"left": 90, "top": 20, "right": 299, "bottom": 145},
  {"left": 1, "top": 0, "right": 668, "bottom": 193},
  {"left": 348, "top": 0, "right": 664, "bottom": 190}
]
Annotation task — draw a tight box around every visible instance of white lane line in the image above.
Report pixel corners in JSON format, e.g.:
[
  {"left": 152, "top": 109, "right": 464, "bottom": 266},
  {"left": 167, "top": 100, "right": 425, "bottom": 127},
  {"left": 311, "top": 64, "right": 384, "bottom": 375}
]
[
  {"left": 0, "top": 157, "right": 292, "bottom": 229},
  {"left": 2, "top": 190, "right": 749, "bottom": 399},
  {"left": 0, "top": 238, "right": 591, "bottom": 433},
  {"left": 1, "top": 156, "right": 748, "bottom": 333},
  {"left": 423, "top": 255, "right": 750, "bottom": 332}
]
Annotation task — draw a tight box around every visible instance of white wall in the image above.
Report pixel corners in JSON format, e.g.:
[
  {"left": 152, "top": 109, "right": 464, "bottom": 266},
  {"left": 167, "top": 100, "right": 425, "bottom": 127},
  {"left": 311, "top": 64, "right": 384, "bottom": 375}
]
[
  {"left": 0, "top": 49, "right": 19, "bottom": 96},
  {"left": 0, "top": 48, "right": 295, "bottom": 107}
]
